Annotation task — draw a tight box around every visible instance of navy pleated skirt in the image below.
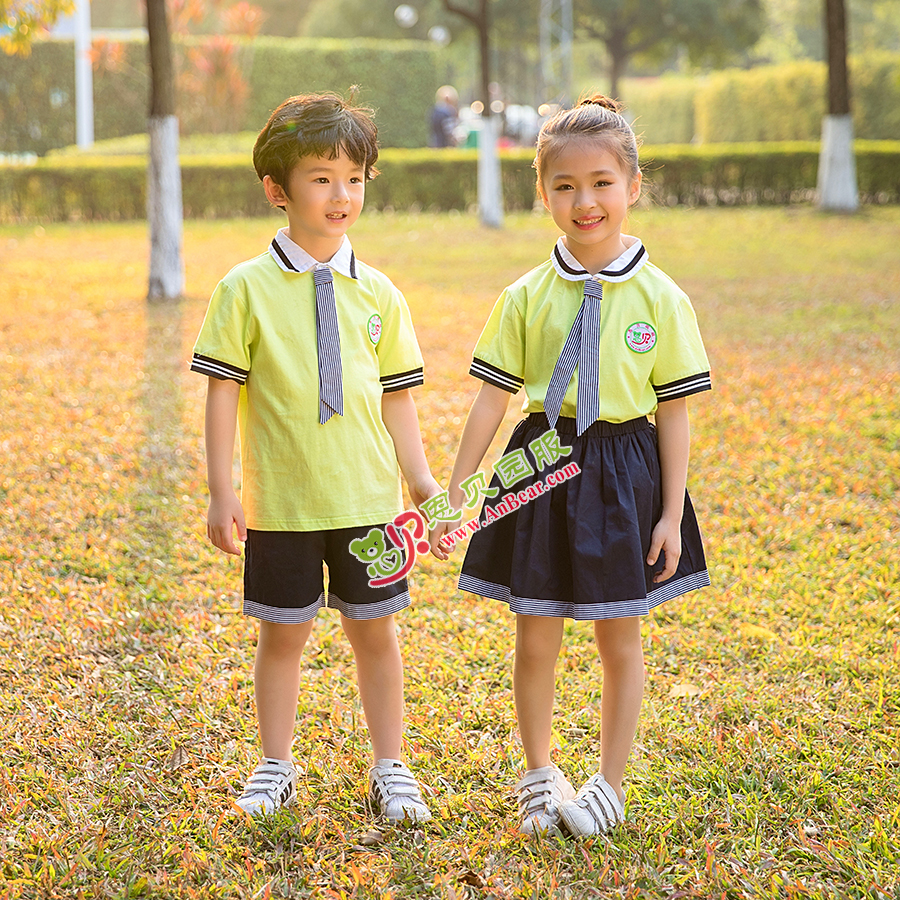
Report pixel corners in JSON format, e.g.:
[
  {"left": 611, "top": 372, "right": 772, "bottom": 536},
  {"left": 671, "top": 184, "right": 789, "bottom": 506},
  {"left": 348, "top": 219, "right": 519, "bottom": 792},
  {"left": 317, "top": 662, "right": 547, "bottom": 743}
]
[{"left": 458, "top": 413, "right": 709, "bottom": 620}]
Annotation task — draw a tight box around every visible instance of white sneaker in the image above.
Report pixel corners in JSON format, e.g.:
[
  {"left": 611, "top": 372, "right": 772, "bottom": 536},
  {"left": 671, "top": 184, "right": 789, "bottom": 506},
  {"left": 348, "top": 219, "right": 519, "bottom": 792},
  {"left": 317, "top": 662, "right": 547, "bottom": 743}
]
[
  {"left": 368, "top": 759, "right": 432, "bottom": 823},
  {"left": 515, "top": 765, "right": 575, "bottom": 835},
  {"left": 559, "top": 772, "right": 625, "bottom": 836},
  {"left": 234, "top": 758, "right": 296, "bottom": 816}
]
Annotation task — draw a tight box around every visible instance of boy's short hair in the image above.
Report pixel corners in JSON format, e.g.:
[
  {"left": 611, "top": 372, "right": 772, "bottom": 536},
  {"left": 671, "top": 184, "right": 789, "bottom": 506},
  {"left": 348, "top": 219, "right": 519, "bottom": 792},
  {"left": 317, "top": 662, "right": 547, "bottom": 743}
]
[{"left": 253, "top": 91, "right": 379, "bottom": 196}]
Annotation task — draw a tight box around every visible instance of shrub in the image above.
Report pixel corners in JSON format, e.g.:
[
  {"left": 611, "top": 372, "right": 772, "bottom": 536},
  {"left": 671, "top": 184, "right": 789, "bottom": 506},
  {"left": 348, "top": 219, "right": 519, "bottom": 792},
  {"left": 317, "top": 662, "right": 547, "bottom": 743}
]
[
  {"left": 621, "top": 77, "right": 698, "bottom": 144},
  {"left": 695, "top": 55, "right": 900, "bottom": 142},
  {"left": 1, "top": 143, "right": 898, "bottom": 223},
  {"left": 0, "top": 36, "right": 440, "bottom": 155}
]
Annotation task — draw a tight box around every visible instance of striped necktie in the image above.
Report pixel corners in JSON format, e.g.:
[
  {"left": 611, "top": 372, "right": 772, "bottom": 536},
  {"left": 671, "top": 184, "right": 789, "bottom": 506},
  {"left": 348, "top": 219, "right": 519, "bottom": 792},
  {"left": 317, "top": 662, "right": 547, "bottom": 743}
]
[
  {"left": 543, "top": 277, "right": 602, "bottom": 436},
  {"left": 313, "top": 265, "right": 343, "bottom": 424}
]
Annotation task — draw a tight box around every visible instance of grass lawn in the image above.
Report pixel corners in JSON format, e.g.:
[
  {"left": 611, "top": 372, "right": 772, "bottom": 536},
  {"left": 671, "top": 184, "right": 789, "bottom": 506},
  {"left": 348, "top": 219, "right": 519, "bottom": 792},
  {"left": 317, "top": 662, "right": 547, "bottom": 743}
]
[{"left": 0, "top": 206, "right": 898, "bottom": 899}]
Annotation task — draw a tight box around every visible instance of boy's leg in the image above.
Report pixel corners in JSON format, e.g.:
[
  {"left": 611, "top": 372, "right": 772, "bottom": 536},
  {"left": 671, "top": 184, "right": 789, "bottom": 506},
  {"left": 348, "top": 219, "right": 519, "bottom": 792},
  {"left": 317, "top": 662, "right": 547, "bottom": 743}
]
[
  {"left": 255, "top": 619, "right": 315, "bottom": 761},
  {"left": 340, "top": 612, "right": 403, "bottom": 761},
  {"left": 514, "top": 613, "right": 565, "bottom": 770},
  {"left": 591, "top": 615, "right": 644, "bottom": 800}
]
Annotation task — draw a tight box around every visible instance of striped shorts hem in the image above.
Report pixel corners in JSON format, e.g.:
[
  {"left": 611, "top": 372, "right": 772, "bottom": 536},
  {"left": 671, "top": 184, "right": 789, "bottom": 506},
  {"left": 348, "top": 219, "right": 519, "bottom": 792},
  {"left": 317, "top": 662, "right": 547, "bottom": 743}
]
[{"left": 244, "top": 589, "right": 411, "bottom": 624}]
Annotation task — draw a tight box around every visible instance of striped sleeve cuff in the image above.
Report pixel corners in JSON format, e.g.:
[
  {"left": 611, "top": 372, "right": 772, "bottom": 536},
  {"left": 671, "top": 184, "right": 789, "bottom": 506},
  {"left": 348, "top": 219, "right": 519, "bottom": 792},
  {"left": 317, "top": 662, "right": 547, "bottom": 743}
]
[
  {"left": 380, "top": 367, "right": 424, "bottom": 393},
  {"left": 190, "top": 353, "right": 249, "bottom": 385},
  {"left": 653, "top": 371, "right": 712, "bottom": 402},
  {"left": 469, "top": 358, "right": 524, "bottom": 394}
]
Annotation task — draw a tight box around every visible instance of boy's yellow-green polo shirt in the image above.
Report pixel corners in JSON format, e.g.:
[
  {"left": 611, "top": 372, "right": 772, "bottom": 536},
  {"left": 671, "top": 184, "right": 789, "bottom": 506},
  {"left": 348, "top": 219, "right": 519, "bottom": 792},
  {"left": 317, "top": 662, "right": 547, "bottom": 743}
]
[
  {"left": 191, "top": 231, "right": 424, "bottom": 531},
  {"left": 470, "top": 237, "right": 711, "bottom": 421}
]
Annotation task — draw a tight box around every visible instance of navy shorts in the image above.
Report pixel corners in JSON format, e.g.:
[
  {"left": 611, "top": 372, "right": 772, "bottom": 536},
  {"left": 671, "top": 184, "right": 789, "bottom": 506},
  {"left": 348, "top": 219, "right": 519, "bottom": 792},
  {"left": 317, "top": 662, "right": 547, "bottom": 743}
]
[
  {"left": 459, "top": 413, "right": 709, "bottom": 620},
  {"left": 243, "top": 525, "right": 410, "bottom": 624}
]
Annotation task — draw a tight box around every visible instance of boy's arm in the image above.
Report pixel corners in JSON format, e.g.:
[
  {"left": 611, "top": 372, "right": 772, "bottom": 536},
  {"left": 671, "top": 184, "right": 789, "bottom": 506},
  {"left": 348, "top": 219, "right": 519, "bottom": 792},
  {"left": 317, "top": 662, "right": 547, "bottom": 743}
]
[
  {"left": 205, "top": 376, "right": 247, "bottom": 555},
  {"left": 431, "top": 382, "right": 511, "bottom": 559},
  {"left": 647, "top": 397, "right": 689, "bottom": 582},
  {"left": 381, "top": 388, "right": 442, "bottom": 510}
]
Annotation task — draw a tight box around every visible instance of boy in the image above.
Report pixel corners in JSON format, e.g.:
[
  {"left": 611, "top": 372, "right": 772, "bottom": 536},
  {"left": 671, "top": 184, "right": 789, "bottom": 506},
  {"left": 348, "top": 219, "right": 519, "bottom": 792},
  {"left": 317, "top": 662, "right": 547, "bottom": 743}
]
[{"left": 191, "top": 93, "right": 440, "bottom": 822}]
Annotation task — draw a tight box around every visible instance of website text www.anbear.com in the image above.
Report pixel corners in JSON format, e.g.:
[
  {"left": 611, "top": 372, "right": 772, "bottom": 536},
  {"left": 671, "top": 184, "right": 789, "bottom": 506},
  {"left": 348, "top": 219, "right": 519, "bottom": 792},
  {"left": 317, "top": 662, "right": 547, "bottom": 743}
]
[{"left": 439, "top": 462, "right": 582, "bottom": 550}]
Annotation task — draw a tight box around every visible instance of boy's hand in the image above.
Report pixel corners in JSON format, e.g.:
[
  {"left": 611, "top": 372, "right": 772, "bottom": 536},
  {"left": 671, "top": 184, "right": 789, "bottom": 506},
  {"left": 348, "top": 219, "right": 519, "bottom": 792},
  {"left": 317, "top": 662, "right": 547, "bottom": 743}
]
[
  {"left": 406, "top": 474, "right": 443, "bottom": 512},
  {"left": 207, "top": 491, "right": 247, "bottom": 555},
  {"left": 406, "top": 476, "right": 461, "bottom": 561},
  {"left": 647, "top": 514, "right": 682, "bottom": 583}
]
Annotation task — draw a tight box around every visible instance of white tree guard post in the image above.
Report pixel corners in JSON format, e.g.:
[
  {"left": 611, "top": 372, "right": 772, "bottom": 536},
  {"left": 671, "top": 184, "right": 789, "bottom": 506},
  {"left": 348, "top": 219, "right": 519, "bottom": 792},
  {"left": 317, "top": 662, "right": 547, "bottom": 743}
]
[
  {"left": 147, "top": 115, "right": 184, "bottom": 301},
  {"left": 478, "top": 115, "right": 504, "bottom": 229},
  {"left": 817, "top": 115, "right": 859, "bottom": 212}
]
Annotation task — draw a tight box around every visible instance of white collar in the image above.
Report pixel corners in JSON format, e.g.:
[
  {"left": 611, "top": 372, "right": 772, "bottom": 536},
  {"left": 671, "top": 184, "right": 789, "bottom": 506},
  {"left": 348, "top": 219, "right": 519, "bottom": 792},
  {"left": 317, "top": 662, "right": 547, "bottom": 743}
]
[
  {"left": 268, "top": 229, "right": 358, "bottom": 279},
  {"left": 551, "top": 235, "right": 648, "bottom": 283}
]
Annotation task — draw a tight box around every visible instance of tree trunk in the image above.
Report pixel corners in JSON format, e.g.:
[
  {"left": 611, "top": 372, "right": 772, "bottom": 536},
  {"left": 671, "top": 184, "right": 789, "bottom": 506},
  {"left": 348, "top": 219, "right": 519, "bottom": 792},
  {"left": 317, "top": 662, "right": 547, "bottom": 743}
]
[
  {"left": 817, "top": 0, "right": 858, "bottom": 212},
  {"left": 443, "top": 0, "right": 503, "bottom": 227},
  {"left": 606, "top": 27, "right": 629, "bottom": 100},
  {"left": 145, "top": 0, "right": 184, "bottom": 301}
]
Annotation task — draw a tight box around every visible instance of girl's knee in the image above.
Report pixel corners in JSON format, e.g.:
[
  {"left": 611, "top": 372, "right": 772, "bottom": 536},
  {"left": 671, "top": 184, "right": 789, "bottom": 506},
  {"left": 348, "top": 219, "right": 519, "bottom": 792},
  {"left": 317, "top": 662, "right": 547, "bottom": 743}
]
[
  {"left": 515, "top": 617, "right": 564, "bottom": 667},
  {"left": 593, "top": 618, "right": 643, "bottom": 667}
]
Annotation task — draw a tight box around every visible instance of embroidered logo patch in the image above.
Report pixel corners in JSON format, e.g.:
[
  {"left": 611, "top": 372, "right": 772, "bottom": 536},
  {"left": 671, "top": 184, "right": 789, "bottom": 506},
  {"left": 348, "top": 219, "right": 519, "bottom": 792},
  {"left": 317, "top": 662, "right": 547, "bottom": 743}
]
[
  {"left": 367, "top": 314, "right": 382, "bottom": 345},
  {"left": 625, "top": 322, "right": 656, "bottom": 353}
]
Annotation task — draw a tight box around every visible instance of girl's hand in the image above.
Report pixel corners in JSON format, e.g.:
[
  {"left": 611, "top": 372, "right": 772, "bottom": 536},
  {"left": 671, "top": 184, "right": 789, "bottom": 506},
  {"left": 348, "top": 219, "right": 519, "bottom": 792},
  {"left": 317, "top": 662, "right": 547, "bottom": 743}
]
[
  {"left": 207, "top": 491, "right": 247, "bottom": 555},
  {"left": 429, "top": 520, "right": 453, "bottom": 560},
  {"left": 647, "top": 515, "right": 682, "bottom": 583},
  {"left": 428, "top": 486, "right": 464, "bottom": 560}
]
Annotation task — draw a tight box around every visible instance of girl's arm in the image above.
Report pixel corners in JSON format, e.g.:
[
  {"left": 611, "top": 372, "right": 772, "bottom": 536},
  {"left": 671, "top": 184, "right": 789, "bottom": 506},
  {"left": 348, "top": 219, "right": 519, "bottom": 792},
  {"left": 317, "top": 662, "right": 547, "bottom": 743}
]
[
  {"left": 431, "top": 382, "right": 512, "bottom": 559},
  {"left": 205, "top": 376, "right": 247, "bottom": 555},
  {"left": 647, "top": 396, "right": 690, "bottom": 582},
  {"left": 381, "top": 388, "right": 442, "bottom": 509}
]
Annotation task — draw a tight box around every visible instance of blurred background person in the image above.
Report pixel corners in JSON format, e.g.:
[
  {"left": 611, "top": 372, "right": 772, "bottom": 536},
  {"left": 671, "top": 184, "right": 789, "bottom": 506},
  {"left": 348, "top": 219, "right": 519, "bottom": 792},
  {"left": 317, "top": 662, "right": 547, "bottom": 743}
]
[{"left": 430, "top": 85, "right": 459, "bottom": 148}]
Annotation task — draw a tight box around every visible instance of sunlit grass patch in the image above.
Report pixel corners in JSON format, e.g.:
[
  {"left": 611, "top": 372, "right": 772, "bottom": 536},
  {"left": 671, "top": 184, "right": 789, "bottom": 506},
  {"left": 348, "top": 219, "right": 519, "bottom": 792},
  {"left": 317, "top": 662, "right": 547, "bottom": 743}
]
[{"left": 1, "top": 208, "right": 898, "bottom": 898}]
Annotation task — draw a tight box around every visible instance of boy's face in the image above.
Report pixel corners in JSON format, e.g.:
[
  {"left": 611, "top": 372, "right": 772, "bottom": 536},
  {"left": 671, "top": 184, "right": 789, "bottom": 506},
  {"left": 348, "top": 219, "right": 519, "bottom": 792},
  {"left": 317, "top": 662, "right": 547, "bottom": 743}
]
[{"left": 263, "top": 150, "right": 365, "bottom": 261}]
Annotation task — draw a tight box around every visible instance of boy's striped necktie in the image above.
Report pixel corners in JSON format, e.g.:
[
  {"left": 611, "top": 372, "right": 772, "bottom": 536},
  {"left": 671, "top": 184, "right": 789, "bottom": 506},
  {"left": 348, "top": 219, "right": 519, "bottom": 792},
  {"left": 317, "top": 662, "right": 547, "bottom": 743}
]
[{"left": 314, "top": 265, "right": 343, "bottom": 424}]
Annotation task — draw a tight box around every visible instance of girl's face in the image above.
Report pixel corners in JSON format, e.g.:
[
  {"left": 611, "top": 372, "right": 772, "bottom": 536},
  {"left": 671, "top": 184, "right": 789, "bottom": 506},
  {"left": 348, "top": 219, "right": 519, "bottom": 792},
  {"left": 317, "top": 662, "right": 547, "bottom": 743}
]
[{"left": 539, "top": 138, "right": 642, "bottom": 273}]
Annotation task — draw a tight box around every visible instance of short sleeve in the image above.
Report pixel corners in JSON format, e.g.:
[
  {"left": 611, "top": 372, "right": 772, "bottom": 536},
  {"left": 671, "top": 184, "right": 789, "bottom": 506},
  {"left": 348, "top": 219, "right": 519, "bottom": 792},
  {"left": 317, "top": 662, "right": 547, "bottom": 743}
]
[
  {"left": 650, "top": 295, "right": 712, "bottom": 402},
  {"left": 190, "top": 280, "right": 253, "bottom": 384},
  {"left": 376, "top": 285, "right": 424, "bottom": 393},
  {"left": 469, "top": 287, "right": 525, "bottom": 393}
]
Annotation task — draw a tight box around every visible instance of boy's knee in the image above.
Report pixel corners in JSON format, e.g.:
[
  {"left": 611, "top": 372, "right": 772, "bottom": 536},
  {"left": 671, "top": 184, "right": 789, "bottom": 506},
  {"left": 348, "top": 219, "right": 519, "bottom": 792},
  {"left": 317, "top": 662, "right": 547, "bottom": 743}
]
[{"left": 258, "top": 620, "right": 312, "bottom": 657}]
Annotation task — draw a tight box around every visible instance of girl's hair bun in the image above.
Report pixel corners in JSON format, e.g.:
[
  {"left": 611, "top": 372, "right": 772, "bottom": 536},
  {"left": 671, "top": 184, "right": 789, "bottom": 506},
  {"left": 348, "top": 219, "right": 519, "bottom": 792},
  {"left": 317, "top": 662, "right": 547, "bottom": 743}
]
[{"left": 578, "top": 93, "right": 623, "bottom": 115}]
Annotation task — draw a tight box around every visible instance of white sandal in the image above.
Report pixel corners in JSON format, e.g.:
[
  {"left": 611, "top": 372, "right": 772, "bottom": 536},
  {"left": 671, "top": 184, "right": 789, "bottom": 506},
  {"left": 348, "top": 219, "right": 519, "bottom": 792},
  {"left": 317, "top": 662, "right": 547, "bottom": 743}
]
[
  {"left": 559, "top": 772, "right": 625, "bottom": 836},
  {"left": 515, "top": 765, "right": 575, "bottom": 835}
]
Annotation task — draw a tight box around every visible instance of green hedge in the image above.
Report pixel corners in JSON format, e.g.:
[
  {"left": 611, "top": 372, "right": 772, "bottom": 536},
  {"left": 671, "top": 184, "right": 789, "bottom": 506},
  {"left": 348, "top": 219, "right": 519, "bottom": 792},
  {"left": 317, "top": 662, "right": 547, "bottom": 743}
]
[
  {"left": 2, "top": 143, "right": 898, "bottom": 222},
  {"left": 696, "top": 55, "right": 900, "bottom": 143},
  {"left": 0, "top": 36, "right": 439, "bottom": 156},
  {"left": 621, "top": 77, "right": 698, "bottom": 144},
  {"left": 622, "top": 55, "right": 900, "bottom": 145}
]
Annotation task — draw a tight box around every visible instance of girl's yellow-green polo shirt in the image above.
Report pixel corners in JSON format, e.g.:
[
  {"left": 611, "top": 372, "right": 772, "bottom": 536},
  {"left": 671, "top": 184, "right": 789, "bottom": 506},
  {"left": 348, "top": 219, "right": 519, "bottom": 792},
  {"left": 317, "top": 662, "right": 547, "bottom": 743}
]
[
  {"left": 470, "top": 237, "right": 711, "bottom": 422},
  {"left": 191, "top": 231, "right": 424, "bottom": 531}
]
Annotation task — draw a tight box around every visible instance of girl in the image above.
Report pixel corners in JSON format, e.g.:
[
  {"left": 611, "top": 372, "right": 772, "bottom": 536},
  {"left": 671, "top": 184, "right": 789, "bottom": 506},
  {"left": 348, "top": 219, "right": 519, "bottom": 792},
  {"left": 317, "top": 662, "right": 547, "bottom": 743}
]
[{"left": 432, "top": 96, "right": 711, "bottom": 837}]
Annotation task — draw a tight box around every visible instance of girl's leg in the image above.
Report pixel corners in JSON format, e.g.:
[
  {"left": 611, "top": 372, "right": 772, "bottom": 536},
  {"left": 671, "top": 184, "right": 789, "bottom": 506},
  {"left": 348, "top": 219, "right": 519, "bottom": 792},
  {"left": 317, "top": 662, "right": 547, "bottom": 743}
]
[
  {"left": 255, "top": 619, "right": 315, "bottom": 760},
  {"left": 340, "top": 613, "right": 404, "bottom": 762},
  {"left": 514, "top": 614, "right": 565, "bottom": 770},
  {"left": 592, "top": 615, "right": 645, "bottom": 800}
]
